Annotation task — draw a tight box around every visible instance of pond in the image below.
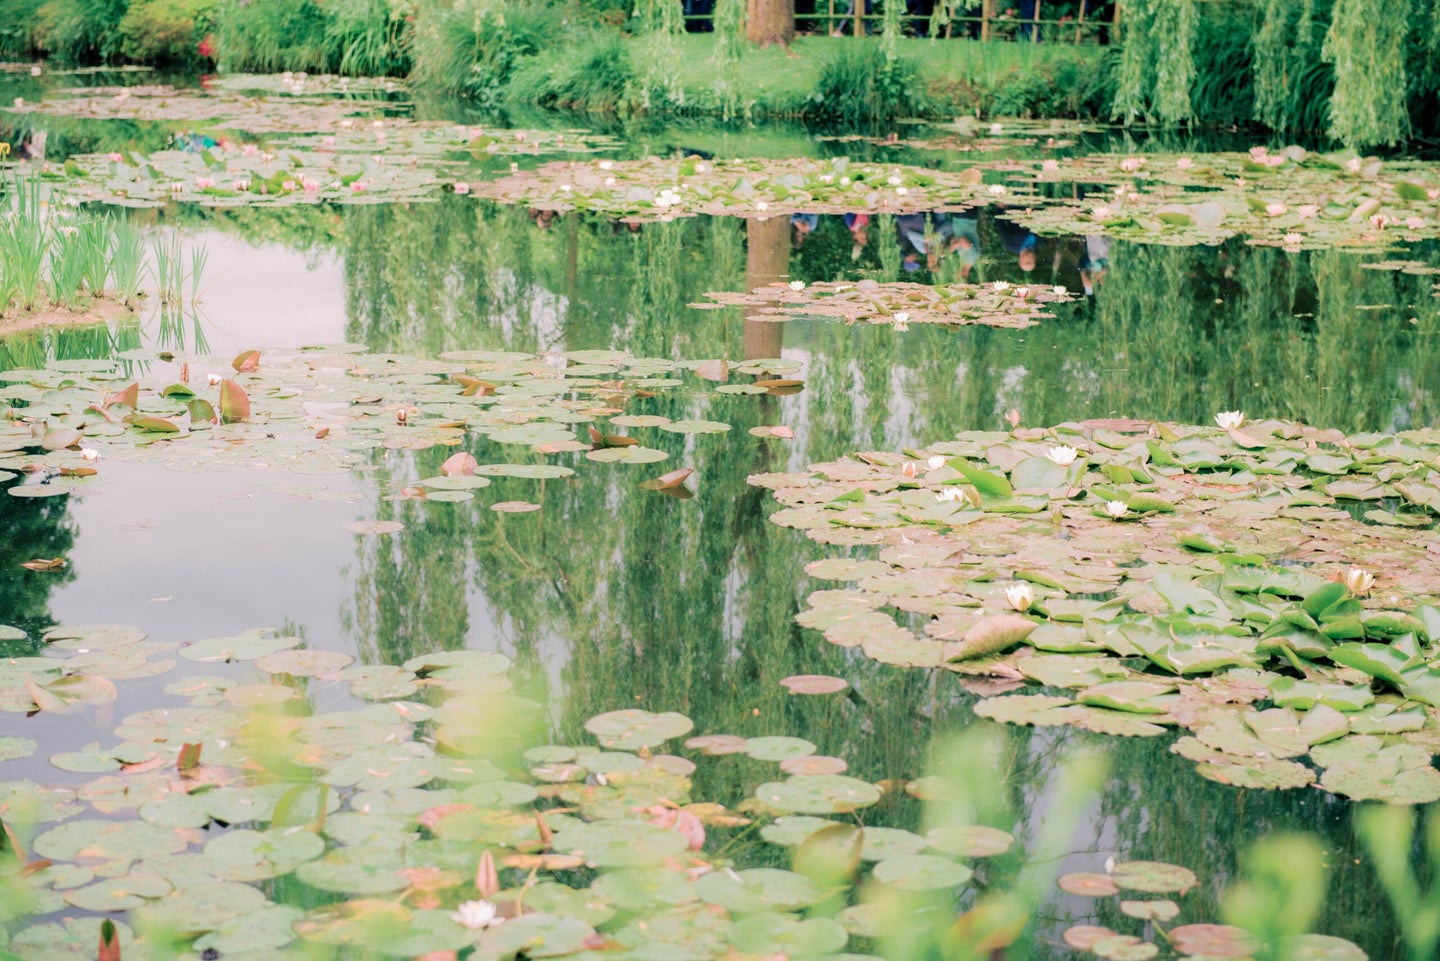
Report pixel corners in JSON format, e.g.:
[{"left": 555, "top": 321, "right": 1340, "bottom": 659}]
[{"left": 2, "top": 67, "right": 1439, "bottom": 961}]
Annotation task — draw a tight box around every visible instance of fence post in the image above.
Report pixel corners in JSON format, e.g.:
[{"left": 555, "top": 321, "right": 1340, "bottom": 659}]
[
  {"left": 981, "top": 0, "right": 994, "bottom": 40},
  {"left": 1074, "top": 0, "right": 1086, "bottom": 43}
]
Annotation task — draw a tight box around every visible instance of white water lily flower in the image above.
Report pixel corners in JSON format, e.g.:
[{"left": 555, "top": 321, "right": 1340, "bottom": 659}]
[
  {"left": 1344, "top": 568, "right": 1374, "bottom": 595},
  {"left": 935, "top": 487, "right": 966, "bottom": 503},
  {"left": 992, "top": 281, "right": 1010, "bottom": 292},
  {"left": 1176, "top": 157, "right": 1193, "bottom": 169},
  {"left": 1004, "top": 582, "right": 1033, "bottom": 612},
  {"left": 1046, "top": 445, "right": 1078, "bottom": 467},
  {"left": 598, "top": 160, "right": 614, "bottom": 170},
  {"left": 207, "top": 373, "right": 223, "bottom": 387},
  {"left": 1214, "top": 410, "right": 1245, "bottom": 430},
  {"left": 887, "top": 175, "right": 902, "bottom": 186},
  {"left": 452, "top": 900, "right": 504, "bottom": 930},
  {"left": 987, "top": 184, "right": 1007, "bottom": 196},
  {"left": 1105, "top": 500, "right": 1128, "bottom": 518},
  {"left": 989, "top": 122, "right": 1003, "bottom": 135},
  {"left": 1283, "top": 232, "right": 1302, "bottom": 246},
  {"left": 1091, "top": 205, "right": 1112, "bottom": 220},
  {"left": 789, "top": 280, "right": 805, "bottom": 291},
  {"left": 1264, "top": 202, "right": 1287, "bottom": 217},
  {"left": 927, "top": 455, "right": 946, "bottom": 471},
  {"left": 1041, "top": 159, "right": 1059, "bottom": 172},
  {"left": 1052, "top": 286, "right": 1067, "bottom": 296},
  {"left": 80, "top": 448, "right": 101, "bottom": 463},
  {"left": 1119, "top": 157, "right": 1144, "bottom": 173}
]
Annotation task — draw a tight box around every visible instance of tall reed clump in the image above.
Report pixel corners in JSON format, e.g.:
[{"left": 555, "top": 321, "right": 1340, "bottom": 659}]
[
  {"left": 1251, "top": 0, "right": 1334, "bottom": 135},
  {"left": 505, "top": 35, "right": 636, "bottom": 114},
  {"left": 213, "top": 0, "right": 339, "bottom": 73},
  {"left": 410, "top": 0, "right": 560, "bottom": 103},
  {"left": 806, "top": 42, "right": 926, "bottom": 125},
  {"left": 30, "top": 0, "right": 129, "bottom": 63},
  {"left": 1189, "top": 2, "right": 1255, "bottom": 129}
]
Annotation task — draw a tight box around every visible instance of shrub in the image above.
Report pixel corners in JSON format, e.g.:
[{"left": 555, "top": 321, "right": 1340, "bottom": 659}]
[
  {"left": 806, "top": 42, "right": 928, "bottom": 125},
  {"left": 505, "top": 35, "right": 636, "bottom": 113},
  {"left": 32, "top": 0, "right": 129, "bottom": 63},
  {"left": 413, "top": 0, "right": 596, "bottom": 105},
  {"left": 328, "top": 0, "right": 413, "bottom": 77},
  {"left": 213, "top": 0, "right": 337, "bottom": 73},
  {"left": 0, "top": 0, "right": 47, "bottom": 58},
  {"left": 118, "top": 0, "right": 218, "bottom": 65}
]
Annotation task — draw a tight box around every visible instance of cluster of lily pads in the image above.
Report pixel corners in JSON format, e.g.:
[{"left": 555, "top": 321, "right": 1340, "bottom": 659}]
[
  {"left": 0, "top": 618, "right": 1369, "bottom": 961},
  {"left": 0, "top": 347, "right": 802, "bottom": 506},
  {"left": 460, "top": 156, "right": 1013, "bottom": 222},
  {"left": 6, "top": 131, "right": 613, "bottom": 208},
  {"left": 695, "top": 279, "right": 1074, "bottom": 330},
  {"left": 752, "top": 415, "right": 1440, "bottom": 803},
  {"left": 997, "top": 147, "right": 1440, "bottom": 251}
]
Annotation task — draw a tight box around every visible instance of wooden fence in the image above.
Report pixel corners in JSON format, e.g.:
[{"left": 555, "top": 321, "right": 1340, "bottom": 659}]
[{"left": 682, "top": 1, "right": 1122, "bottom": 42}]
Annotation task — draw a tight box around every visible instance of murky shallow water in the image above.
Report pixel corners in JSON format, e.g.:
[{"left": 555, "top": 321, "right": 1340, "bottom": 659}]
[{"left": 3, "top": 69, "right": 1438, "bottom": 961}]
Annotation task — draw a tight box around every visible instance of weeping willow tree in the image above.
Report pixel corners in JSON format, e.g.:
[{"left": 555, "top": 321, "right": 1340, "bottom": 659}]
[
  {"left": 1321, "top": 0, "right": 1410, "bottom": 147},
  {"left": 635, "top": 0, "right": 684, "bottom": 109},
  {"left": 1111, "top": 0, "right": 1198, "bottom": 125},
  {"left": 1252, "top": 0, "right": 1332, "bottom": 133},
  {"left": 711, "top": 0, "right": 746, "bottom": 121}
]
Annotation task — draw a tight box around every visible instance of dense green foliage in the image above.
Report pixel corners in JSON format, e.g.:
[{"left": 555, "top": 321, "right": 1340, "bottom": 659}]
[{"left": 5, "top": 0, "right": 1440, "bottom": 146}]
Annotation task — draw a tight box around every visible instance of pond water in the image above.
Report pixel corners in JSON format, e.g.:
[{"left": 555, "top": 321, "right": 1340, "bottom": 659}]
[{"left": 2, "top": 68, "right": 1438, "bottom": 961}]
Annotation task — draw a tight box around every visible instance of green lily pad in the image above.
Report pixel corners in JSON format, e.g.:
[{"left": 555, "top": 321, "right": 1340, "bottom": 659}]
[
  {"left": 585, "top": 709, "right": 694, "bottom": 749},
  {"left": 726, "top": 913, "right": 849, "bottom": 958},
  {"left": 755, "top": 776, "right": 882, "bottom": 814},
  {"left": 1111, "top": 860, "right": 1199, "bottom": 895},
  {"left": 695, "top": 868, "right": 823, "bottom": 913}
]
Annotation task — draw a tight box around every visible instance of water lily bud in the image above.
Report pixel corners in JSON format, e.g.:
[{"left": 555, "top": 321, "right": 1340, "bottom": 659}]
[
  {"left": 475, "top": 851, "right": 499, "bottom": 898},
  {"left": 1344, "top": 568, "right": 1374, "bottom": 595},
  {"left": 1046, "top": 445, "right": 1078, "bottom": 467},
  {"left": 1004, "top": 582, "right": 1033, "bottom": 612},
  {"left": 1105, "top": 500, "right": 1128, "bottom": 518},
  {"left": 1214, "top": 410, "right": 1245, "bottom": 430},
  {"left": 80, "top": 448, "right": 101, "bottom": 462},
  {"left": 207, "top": 373, "right": 222, "bottom": 387},
  {"left": 901, "top": 461, "right": 918, "bottom": 478}
]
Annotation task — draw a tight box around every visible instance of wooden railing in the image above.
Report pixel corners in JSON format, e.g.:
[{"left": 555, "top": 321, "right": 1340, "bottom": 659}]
[{"left": 681, "top": 1, "right": 1121, "bottom": 42}]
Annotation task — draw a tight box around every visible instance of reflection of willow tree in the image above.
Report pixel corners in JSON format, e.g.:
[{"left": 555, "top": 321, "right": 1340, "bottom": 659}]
[
  {"left": 335, "top": 201, "right": 1436, "bottom": 933},
  {"left": 1081, "top": 735, "right": 1400, "bottom": 960}
]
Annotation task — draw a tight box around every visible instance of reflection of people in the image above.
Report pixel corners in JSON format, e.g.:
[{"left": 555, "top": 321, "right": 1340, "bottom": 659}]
[
  {"left": 896, "top": 213, "right": 930, "bottom": 273},
  {"left": 930, "top": 211, "right": 981, "bottom": 279},
  {"left": 790, "top": 213, "right": 820, "bottom": 248},
  {"left": 1078, "top": 234, "right": 1110, "bottom": 296},
  {"left": 995, "top": 216, "right": 1038, "bottom": 273},
  {"left": 844, "top": 212, "right": 870, "bottom": 261},
  {"left": 682, "top": 0, "right": 714, "bottom": 31},
  {"left": 529, "top": 208, "right": 557, "bottom": 230},
  {"left": 1018, "top": 0, "right": 1040, "bottom": 40}
]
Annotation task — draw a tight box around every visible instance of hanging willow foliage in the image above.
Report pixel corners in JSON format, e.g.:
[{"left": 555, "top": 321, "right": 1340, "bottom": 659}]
[
  {"left": 1252, "top": 0, "right": 1332, "bottom": 132},
  {"left": 1111, "top": 0, "right": 1198, "bottom": 125},
  {"left": 711, "top": 0, "right": 745, "bottom": 121},
  {"left": 636, "top": 0, "right": 684, "bottom": 110},
  {"left": 1321, "top": 0, "right": 1410, "bottom": 147}
]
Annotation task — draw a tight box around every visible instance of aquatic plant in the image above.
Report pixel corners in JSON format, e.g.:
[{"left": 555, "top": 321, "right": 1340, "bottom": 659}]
[{"left": 754, "top": 412, "right": 1440, "bottom": 804}]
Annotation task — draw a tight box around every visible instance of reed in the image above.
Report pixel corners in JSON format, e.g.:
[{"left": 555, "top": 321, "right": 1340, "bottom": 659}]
[{"left": 110, "top": 218, "right": 145, "bottom": 306}]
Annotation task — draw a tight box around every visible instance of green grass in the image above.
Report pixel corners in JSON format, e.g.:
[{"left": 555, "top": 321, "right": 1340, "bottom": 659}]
[{"left": 655, "top": 34, "right": 1109, "bottom": 118}]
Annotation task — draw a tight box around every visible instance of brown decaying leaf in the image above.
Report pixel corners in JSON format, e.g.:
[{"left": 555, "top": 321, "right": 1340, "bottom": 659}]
[
  {"left": 219, "top": 380, "right": 251, "bottom": 423},
  {"left": 20, "top": 557, "right": 66, "bottom": 572},
  {"left": 104, "top": 382, "right": 139, "bottom": 409},
  {"left": 695, "top": 359, "right": 729, "bottom": 382},
  {"left": 649, "top": 468, "right": 694, "bottom": 490},
  {"left": 232, "top": 349, "right": 262, "bottom": 373}
]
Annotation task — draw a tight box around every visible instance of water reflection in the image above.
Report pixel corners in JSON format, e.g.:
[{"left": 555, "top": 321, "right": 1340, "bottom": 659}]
[{"left": 2, "top": 188, "right": 1436, "bottom": 958}]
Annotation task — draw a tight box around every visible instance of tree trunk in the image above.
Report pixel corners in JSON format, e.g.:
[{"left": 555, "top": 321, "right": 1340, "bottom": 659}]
[
  {"left": 743, "top": 216, "right": 789, "bottom": 360},
  {"left": 745, "top": 0, "right": 794, "bottom": 47}
]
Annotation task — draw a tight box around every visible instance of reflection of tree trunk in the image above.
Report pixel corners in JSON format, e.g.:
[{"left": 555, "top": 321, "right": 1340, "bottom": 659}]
[
  {"left": 745, "top": 0, "right": 794, "bottom": 46},
  {"left": 743, "top": 216, "right": 789, "bottom": 359}
]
